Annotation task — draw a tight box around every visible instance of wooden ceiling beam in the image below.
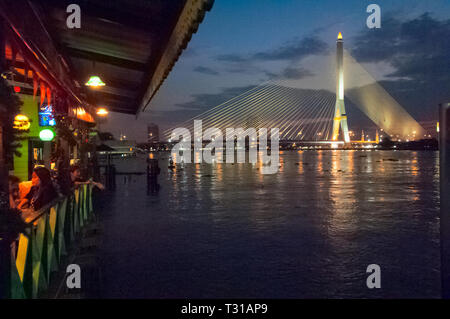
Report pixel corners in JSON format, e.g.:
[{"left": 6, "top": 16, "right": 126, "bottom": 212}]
[
  {"left": 65, "top": 47, "right": 147, "bottom": 71},
  {"left": 42, "top": 0, "right": 177, "bottom": 31}
]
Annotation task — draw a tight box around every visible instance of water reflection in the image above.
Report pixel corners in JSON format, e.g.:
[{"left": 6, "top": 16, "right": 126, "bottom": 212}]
[{"left": 100, "top": 150, "right": 440, "bottom": 298}]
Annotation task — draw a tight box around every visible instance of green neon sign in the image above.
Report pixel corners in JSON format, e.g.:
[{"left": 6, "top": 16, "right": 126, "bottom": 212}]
[{"left": 39, "top": 129, "right": 55, "bottom": 141}]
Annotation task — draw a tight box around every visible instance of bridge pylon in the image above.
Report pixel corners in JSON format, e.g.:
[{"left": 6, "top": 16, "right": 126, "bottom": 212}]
[{"left": 332, "top": 32, "right": 350, "bottom": 143}]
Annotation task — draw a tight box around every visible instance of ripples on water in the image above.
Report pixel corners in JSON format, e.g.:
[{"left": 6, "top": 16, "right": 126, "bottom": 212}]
[{"left": 99, "top": 150, "right": 440, "bottom": 298}]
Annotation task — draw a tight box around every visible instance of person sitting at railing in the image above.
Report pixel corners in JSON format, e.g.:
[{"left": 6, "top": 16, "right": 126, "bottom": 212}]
[
  {"left": 17, "top": 167, "right": 58, "bottom": 211},
  {"left": 70, "top": 164, "right": 105, "bottom": 190},
  {"left": 8, "top": 175, "right": 20, "bottom": 209}
]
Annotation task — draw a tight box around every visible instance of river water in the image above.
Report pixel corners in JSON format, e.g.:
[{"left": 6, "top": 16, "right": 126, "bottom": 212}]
[{"left": 97, "top": 150, "right": 440, "bottom": 298}]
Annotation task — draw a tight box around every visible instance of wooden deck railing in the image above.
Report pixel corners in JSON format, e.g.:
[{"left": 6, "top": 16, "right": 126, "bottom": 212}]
[{"left": 9, "top": 184, "right": 94, "bottom": 298}]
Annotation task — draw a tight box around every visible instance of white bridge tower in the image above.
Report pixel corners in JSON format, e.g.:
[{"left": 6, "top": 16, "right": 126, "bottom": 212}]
[{"left": 332, "top": 32, "right": 350, "bottom": 143}]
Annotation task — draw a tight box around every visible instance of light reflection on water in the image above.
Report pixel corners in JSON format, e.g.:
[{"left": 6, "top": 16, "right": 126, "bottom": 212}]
[{"left": 99, "top": 150, "right": 440, "bottom": 298}]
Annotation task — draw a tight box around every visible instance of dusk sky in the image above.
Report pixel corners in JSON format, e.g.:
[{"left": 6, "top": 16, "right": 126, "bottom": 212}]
[{"left": 102, "top": 0, "right": 450, "bottom": 142}]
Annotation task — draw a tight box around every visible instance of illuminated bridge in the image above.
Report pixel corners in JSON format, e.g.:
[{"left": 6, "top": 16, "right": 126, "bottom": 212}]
[{"left": 165, "top": 33, "right": 425, "bottom": 144}]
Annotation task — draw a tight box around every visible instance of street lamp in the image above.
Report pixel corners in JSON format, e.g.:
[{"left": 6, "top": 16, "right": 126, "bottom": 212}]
[{"left": 96, "top": 108, "right": 109, "bottom": 132}]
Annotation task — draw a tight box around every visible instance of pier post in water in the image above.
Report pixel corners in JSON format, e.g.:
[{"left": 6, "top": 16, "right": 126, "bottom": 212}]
[{"left": 147, "top": 158, "right": 160, "bottom": 194}]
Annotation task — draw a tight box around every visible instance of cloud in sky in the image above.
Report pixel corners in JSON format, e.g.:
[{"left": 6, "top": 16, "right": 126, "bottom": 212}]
[
  {"left": 174, "top": 85, "right": 256, "bottom": 111},
  {"left": 253, "top": 36, "right": 328, "bottom": 61},
  {"left": 193, "top": 66, "right": 220, "bottom": 75},
  {"left": 350, "top": 13, "right": 450, "bottom": 121},
  {"left": 213, "top": 35, "right": 325, "bottom": 79},
  {"left": 281, "top": 67, "right": 314, "bottom": 80},
  {"left": 216, "top": 53, "right": 248, "bottom": 63},
  {"left": 216, "top": 35, "right": 328, "bottom": 63},
  {"left": 351, "top": 13, "right": 450, "bottom": 81}
]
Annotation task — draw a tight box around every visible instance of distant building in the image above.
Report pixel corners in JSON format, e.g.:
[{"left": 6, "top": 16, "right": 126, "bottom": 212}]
[{"left": 148, "top": 123, "right": 159, "bottom": 143}]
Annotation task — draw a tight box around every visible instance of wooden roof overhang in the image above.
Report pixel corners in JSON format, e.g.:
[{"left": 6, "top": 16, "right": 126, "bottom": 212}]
[{"left": 0, "top": 0, "right": 213, "bottom": 116}]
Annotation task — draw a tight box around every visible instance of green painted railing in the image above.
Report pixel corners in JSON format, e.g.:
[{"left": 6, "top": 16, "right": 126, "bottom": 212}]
[{"left": 9, "top": 184, "right": 94, "bottom": 298}]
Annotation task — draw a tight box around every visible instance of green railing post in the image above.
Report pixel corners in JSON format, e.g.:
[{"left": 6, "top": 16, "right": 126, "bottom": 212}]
[
  {"left": 56, "top": 198, "right": 68, "bottom": 262},
  {"left": 31, "top": 215, "right": 48, "bottom": 298},
  {"left": 45, "top": 205, "right": 58, "bottom": 280},
  {"left": 83, "top": 185, "right": 88, "bottom": 221}
]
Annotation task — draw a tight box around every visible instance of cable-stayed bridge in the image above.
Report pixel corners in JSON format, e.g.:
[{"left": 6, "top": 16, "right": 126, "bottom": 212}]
[
  {"left": 166, "top": 82, "right": 338, "bottom": 141},
  {"left": 164, "top": 33, "right": 425, "bottom": 144}
]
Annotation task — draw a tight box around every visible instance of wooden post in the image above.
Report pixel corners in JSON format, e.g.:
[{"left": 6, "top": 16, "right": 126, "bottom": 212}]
[
  {"left": 440, "top": 102, "right": 450, "bottom": 298},
  {"left": 43, "top": 141, "right": 51, "bottom": 169}
]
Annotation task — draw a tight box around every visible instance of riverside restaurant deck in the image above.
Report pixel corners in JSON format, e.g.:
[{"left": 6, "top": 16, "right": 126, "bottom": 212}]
[{"left": 7, "top": 184, "right": 94, "bottom": 298}]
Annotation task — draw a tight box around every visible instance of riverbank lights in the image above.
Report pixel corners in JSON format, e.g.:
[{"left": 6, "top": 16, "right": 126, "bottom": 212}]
[
  {"left": 85, "top": 75, "right": 105, "bottom": 88},
  {"left": 96, "top": 108, "right": 108, "bottom": 116},
  {"left": 13, "top": 114, "right": 31, "bottom": 130},
  {"left": 39, "top": 129, "right": 54, "bottom": 141}
]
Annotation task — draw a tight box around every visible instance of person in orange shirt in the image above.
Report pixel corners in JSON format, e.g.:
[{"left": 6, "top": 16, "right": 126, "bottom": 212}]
[{"left": 17, "top": 167, "right": 58, "bottom": 211}]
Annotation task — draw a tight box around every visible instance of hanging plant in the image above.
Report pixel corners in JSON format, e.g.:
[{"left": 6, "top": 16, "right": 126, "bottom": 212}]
[{"left": 0, "top": 77, "right": 26, "bottom": 158}]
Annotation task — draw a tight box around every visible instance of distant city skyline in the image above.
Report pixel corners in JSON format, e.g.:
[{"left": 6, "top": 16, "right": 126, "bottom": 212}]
[{"left": 102, "top": 0, "right": 450, "bottom": 142}]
